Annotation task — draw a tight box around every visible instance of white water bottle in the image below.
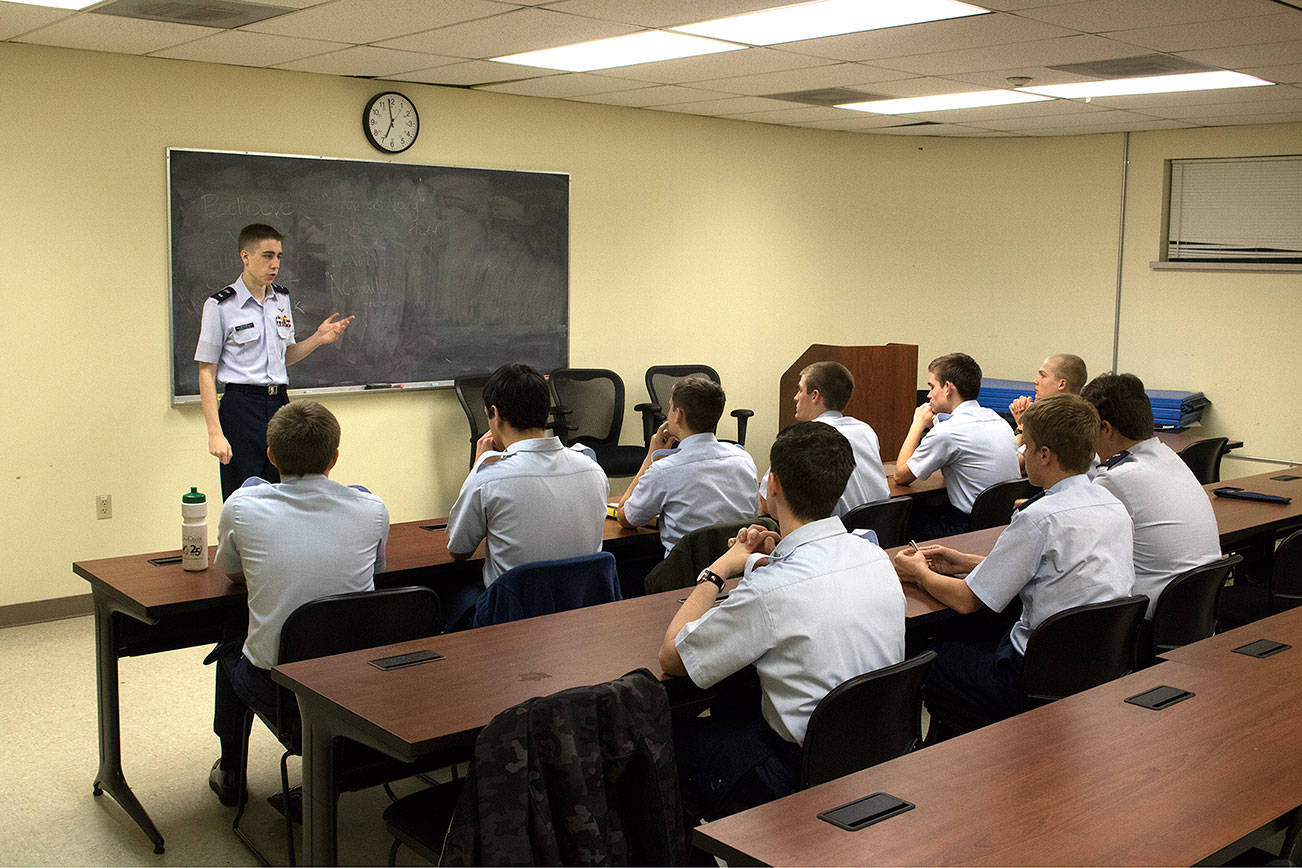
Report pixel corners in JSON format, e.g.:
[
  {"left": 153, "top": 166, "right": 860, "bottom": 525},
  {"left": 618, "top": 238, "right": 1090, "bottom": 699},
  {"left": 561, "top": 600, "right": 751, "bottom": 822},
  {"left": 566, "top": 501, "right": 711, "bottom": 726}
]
[{"left": 181, "top": 487, "right": 209, "bottom": 571}]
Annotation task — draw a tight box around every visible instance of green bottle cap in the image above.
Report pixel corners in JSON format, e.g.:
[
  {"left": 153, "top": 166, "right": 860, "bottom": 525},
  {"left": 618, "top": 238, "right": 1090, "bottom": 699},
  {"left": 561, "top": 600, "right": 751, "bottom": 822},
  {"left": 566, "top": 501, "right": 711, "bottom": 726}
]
[{"left": 182, "top": 486, "right": 206, "bottom": 504}]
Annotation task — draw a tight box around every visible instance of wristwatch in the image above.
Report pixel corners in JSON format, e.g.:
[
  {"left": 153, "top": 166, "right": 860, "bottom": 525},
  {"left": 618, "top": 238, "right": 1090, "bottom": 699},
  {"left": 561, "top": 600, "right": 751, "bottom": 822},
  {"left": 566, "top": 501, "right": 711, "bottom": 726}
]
[{"left": 695, "top": 568, "right": 726, "bottom": 592}]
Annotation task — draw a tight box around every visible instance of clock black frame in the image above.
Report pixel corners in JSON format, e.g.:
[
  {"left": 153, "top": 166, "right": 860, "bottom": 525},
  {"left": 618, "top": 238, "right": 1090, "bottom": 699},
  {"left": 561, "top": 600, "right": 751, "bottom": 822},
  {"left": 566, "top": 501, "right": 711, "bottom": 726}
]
[{"left": 363, "top": 91, "right": 419, "bottom": 154}]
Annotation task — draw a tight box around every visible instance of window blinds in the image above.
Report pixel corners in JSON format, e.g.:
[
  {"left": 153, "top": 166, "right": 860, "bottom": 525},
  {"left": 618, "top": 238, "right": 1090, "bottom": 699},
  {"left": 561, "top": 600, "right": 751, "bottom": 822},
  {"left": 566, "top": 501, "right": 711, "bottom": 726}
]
[{"left": 1167, "top": 156, "right": 1302, "bottom": 262}]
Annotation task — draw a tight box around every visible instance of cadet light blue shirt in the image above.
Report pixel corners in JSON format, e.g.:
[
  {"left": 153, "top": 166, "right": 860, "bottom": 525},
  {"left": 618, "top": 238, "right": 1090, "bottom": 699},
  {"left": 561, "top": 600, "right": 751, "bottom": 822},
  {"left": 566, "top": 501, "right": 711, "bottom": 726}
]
[
  {"left": 965, "top": 473, "right": 1135, "bottom": 655},
  {"left": 214, "top": 474, "right": 389, "bottom": 669},
  {"left": 194, "top": 275, "right": 296, "bottom": 385},
  {"left": 907, "top": 400, "right": 1020, "bottom": 513},
  {"left": 759, "top": 411, "right": 890, "bottom": 517},
  {"left": 446, "top": 436, "right": 609, "bottom": 587},
  {"left": 623, "top": 432, "right": 759, "bottom": 556},
  {"left": 1093, "top": 437, "right": 1221, "bottom": 618},
  {"left": 675, "top": 517, "right": 906, "bottom": 745}
]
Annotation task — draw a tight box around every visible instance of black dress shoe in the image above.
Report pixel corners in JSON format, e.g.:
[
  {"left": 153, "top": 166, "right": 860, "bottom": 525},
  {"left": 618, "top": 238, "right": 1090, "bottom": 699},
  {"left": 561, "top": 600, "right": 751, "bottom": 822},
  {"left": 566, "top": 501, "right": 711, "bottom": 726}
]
[
  {"left": 267, "top": 786, "right": 303, "bottom": 824},
  {"left": 209, "top": 759, "right": 247, "bottom": 807}
]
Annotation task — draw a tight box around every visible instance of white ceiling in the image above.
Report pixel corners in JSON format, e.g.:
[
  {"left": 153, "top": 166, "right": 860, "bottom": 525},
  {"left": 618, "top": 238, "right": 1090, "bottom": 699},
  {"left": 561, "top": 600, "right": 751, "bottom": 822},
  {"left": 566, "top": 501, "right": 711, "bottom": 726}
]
[{"left": 6, "top": 0, "right": 1302, "bottom": 136}]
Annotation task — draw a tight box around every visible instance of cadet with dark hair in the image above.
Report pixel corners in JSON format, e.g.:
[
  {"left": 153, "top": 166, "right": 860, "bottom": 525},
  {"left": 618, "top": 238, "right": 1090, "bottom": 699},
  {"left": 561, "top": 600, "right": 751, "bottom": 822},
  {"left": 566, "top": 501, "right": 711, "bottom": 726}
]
[
  {"left": 895, "top": 394, "right": 1134, "bottom": 738},
  {"left": 446, "top": 364, "right": 608, "bottom": 617},
  {"left": 1083, "top": 372, "right": 1221, "bottom": 618},
  {"left": 618, "top": 376, "right": 758, "bottom": 556},
  {"left": 660, "top": 422, "right": 905, "bottom": 819},
  {"left": 896, "top": 352, "right": 1019, "bottom": 538},
  {"left": 208, "top": 400, "right": 388, "bottom": 805},
  {"left": 759, "top": 361, "right": 889, "bottom": 517},
  {"left": 195, "top": 223, "right": 355, "bottom": 500}
]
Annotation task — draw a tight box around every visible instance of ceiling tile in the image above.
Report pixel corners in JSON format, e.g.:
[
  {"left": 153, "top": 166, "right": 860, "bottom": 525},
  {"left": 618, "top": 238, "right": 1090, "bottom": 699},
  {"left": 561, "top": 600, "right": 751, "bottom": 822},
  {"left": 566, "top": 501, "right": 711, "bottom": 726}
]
[
  {"left": 1082, "top": 81, "right": 1302, "bottom": 109},
  {"left": 545, "top": 0, "right": 784, "bottom": 28},
  {"left": 150, "top": 29, "right": 347, "bottom": 66},
  {"left": 566, "top": 84, "right": 732, "bottom": 107},
  {"left": 876, "top": 34, "right": 1145, "bottom": 76},
  {"left": 375, "top": 7, "right": 639, "bottom": 57},
  {"left": 385, "top": 58, "right": 548, "bottom": 85},
  {"left": 16, "top": 12, "right": 218, "bottom": 54},
  {"left": 243, "top": 0, "right": 507, "bottom": 44},
  {"left": 1103, "top": 12, "right": 1302, "bottom": 53},
  {"left": 977, "top": 0, "right": 1081, "bottom": 8},
  {"left": 795, "top": 113, "right": 919, "bottom": 130},
  {"left": 1189, "top": 110, "right": 1302, "bottom": 125},
  {"left": 0, "top": 2, "right": 71, "bottom": 40},
  {"left": 651, "top": 95, "right": 818, "bottom": 115},
  {"left": 723, "top": 104, "right": 864, "bottom": 123},
  {"left": 477, "top": 71, "right": 655, "bottom": 96},
  {"left": 686, "top": 62, "right": 908, "bottom": 96},
  {"left": 1016, "top": 0, "right": 1285, "bottom": 33},
  {"left": 1147, "top": 96, "right": 1302, "bottom": 117},
  {"left": 1243, "top": 62, "right": 1302, "bottom": 83},
  {"left": 868, "top": 122, "right": 1002, "bottom": 135},
  {"left": 1177, "top": 40, "right": 1302, "bottom": 69},
  {"left": 974, "top": 107, "right": 1160, "bottom": 129},
  {"left": 1019, "top": 118, "right": 1196, "bottom": 134},
  {"left": 893, "top": 97, "right": 1116, "bottom": 122},
  {"left": 943, "top": 65, "right": 1113, "bottom": 89},
  {"left": 594, "top": 46, "right": 828, "bottom": 84},
  {"left": 776, "top": 12, "right": 1078, "bottom": 62},
  {"left": 273, "top": 45, "right": 438, "bottom": 76}
]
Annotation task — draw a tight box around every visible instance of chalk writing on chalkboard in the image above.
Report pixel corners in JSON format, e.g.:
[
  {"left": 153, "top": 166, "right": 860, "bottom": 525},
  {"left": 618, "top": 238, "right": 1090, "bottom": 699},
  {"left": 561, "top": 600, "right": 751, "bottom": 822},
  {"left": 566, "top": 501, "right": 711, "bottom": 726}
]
[{"left": 168, "top": 149, "right": 569, "bottom": 403}]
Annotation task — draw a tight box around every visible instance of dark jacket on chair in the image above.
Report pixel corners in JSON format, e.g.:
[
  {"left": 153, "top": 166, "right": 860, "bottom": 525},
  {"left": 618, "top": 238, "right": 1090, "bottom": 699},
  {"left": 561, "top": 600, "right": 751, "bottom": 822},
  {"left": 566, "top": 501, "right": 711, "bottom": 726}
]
[{"left": 643, "top": 516, "right": 777, "bottom": 594}]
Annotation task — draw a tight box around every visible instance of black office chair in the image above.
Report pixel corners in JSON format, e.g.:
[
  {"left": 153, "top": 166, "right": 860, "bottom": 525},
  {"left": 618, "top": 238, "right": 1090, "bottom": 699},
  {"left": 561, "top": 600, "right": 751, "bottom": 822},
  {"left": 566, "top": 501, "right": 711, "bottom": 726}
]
[
  {"left": 801, "top": 650, "right": 937, "bottom": 788},
  {"left": 232, "top": 586, "right": 445, "bottom": 866},
  {"left": 841, "top": 497, "right": 913, "bottom": 549},
  {"left": 1177, "top": 436, "right": 1229, "bottom": 484},
  {"left": 638, "top": 364, "right": 754, "bottom": 447},
  {"left": 1020, "top": 595, "right": 1147, "bottom": 706},
  {"left": 643, "top": 516, "right": 778, "bottom": 594},
  {"left": 453, "top": 374, "right": 492, "bottom": 469},
  {"left": 470, "top": 551, "right": 621, "bottom": 628},
  {"left": 1138, "top": 554, "right": 1243, "bottom": 667},
  {"left": 547, "top": 368, "right": 646, "bottom": 477},
  {"left": 969, "top": 478, "right": 1041, "bottom": 531},
  {"left": 1272, "top": 529, "right": 1302, "bottom": 612}
]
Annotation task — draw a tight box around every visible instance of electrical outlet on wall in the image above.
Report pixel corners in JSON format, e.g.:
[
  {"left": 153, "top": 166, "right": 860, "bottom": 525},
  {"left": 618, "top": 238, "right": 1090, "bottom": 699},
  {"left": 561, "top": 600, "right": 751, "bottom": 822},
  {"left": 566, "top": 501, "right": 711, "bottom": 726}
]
[{"left": 96, "top": 495, "right": 112, "bottom": 520}]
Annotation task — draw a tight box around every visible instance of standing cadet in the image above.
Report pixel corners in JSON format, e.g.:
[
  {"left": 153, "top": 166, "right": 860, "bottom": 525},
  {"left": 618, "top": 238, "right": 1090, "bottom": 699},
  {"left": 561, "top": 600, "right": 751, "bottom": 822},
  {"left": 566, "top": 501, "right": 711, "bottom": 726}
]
[{"left": 194, "top": 224, "right": 354, "bottom": 499}]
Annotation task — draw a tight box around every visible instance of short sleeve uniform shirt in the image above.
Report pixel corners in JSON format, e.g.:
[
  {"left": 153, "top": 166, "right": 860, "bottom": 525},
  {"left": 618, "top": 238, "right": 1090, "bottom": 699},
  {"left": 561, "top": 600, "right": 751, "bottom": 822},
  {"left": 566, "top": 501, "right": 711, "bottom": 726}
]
[
  {"left": 194, "top": 276, "right": 296, "bottom": 385},
  {"left": 674, "top": 517, "right": 906, "bottom": 745},
  {"left": 446, "top": 436, "right": 610, "bottom": 587},
  {"left": 214, "top": 474, "right": 389, "bottom": 669},
  {"left": 759, "top": 412, "right": 890, "bottom": 518},
  {"left": 623, "top": 432, "right": 758, "bottom": 556},
  {"left": 965, "top": 473, "right": 1135, "bottom": 654},
  {"left": 1093, "top": 438, "right": 1221, "bottom": 618},
  {"left": 906, "top": 400, "right": 1020, "bottom": 513}
]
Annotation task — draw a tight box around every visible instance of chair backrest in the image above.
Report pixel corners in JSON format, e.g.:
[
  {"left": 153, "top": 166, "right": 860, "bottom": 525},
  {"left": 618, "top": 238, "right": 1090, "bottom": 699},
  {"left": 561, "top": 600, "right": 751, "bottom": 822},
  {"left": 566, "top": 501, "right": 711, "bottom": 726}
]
[
  {"left": 1020, "top": 595, "right": 1147, "bottom": 704},
  {"left": 1272, "top": 528, "right": 1302, "bottom": 611},
  {"left": 644, "top": 364, "right": 722, "bottom": 417},
  {"left": 801, "top": 650, "right": 937, "bottom": 788},
  {"left": 276, "top": 586, "right": 443, "bottom": 746},
  {"left": 969, "top": 478, "right": 1041, "bottom": 531},
  {"left": 472, "top": 551, "right": 621, "bottom": 628},
  {"left": 642, "top": 516, "right": 778, "bottom": 594},
  {"left": 548, "top": 368, "right": 625, "bottom": 447},
  {"left": 1177, "top": 436, "right": 1228, "bottom": 484},
  {"left": 1151, "top": 553, "right": 1242, "bottom": 655},
  {"left": 454, "top": 374, "right": 492, "bottom": 469},
  {"left": 841, "top": 497, "right": 913, "bottom": 549}
]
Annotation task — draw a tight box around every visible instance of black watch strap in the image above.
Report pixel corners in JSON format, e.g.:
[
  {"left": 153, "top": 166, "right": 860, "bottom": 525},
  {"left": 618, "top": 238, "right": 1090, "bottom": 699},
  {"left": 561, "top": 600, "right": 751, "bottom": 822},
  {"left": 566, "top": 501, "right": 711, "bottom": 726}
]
[{"left": 696, "top": 569, "right": 726, "bottom": 592}]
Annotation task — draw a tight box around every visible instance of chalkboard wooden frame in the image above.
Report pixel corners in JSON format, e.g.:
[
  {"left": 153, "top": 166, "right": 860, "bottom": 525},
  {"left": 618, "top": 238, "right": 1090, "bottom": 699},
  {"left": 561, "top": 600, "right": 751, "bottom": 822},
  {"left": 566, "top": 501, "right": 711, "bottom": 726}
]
[{"left": 168, "top": 148, "right": 570, "bottom": 404}]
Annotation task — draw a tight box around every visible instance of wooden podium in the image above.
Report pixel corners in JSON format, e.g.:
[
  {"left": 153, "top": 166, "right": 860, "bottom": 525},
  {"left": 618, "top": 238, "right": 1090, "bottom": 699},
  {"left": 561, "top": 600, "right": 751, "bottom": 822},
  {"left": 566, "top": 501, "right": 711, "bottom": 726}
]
[{"left": 779, "top": 344, "right": 919, "bottom": 461}]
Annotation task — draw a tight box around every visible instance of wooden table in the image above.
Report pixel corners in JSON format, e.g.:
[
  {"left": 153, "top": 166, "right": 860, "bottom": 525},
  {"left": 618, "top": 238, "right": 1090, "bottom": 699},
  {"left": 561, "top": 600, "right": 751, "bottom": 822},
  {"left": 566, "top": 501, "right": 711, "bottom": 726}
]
[
  {"left": 1155, "top": 430, "right": 1244, "bottom": 454},
  {"left": 1160, "top": 605, "right": 1302, "bottom": 672},
  {"left": 71, "top": 516, "right": 657, "bottom": 854},
  {"left": 1203, "top": 466, "right": 1302, "bottom": 549}
]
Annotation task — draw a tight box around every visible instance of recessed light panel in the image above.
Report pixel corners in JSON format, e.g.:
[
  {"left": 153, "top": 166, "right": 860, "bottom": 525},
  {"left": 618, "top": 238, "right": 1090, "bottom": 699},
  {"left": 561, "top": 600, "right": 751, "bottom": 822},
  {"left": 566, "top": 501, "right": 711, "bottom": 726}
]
[
  {"left": 1021, "top": 71, "right": 1274, "bottom": 99},
  {"left": 493, "top": 30, "right": 743, "bottom": 72},
  {"left": 672, "top": 0, "right": 990, "bottom": 47},
  {"left": 11, "top": 0, "right": 96, "bottom": 7},
  {"left": 838, "top": 89, "right": 1050, "bottom": 114}
]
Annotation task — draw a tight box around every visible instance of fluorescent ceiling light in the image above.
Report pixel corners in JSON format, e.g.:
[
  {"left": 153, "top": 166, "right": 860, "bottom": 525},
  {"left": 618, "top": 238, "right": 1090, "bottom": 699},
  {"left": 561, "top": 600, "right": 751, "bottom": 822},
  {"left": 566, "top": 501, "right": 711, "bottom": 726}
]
[
  {"left": 672, "top": 0, "right": 990, "bottom": 46},
  {"left": 11, "top": 0, "right": 96, "bottom": 7},
  {"left": 838, "top": 89, "right": 1051, "bottom": 114},
  {"left": 493, "top": 30, "right": 743, "bottom": 72},
  {"left": 1020, "top": 71, "right": 1274, "bottom": 99}
]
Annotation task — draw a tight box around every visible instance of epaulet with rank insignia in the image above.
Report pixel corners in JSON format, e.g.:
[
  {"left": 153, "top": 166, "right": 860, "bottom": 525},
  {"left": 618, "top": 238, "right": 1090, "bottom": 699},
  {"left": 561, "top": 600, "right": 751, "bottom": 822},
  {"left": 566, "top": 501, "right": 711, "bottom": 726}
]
[
  {"left": 1101, "top": 449, "right": 1132, "bottom": 470},
  {"left": 210, "top": 286, "right": 236, "bottom": 303},
  {"left": 270, "top": 283, "right": 289, "bottom": 295}
]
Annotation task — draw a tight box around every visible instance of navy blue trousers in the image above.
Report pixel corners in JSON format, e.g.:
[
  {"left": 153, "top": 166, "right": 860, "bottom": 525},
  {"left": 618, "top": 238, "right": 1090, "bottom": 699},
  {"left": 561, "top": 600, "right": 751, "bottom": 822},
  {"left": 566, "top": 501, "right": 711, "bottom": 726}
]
[{"left": 217, "top": 385, "right": 288, "bottom": 500}]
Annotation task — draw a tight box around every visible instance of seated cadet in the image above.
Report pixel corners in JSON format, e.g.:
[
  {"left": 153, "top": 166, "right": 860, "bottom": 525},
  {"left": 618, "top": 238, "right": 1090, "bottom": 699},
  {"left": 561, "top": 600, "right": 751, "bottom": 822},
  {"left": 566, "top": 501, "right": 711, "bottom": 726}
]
[
  {"left": 446, "top": 363, "right": 609, "bottom": 620},
  {"left": 209, "top": 400, "right": 389, "bottom": 805},
  {"left": 895, "top": 352, "right": 1020, "bottom": 539},
  {"left": 1083, "top": 372, "right": 1221, "bottom": 619},
  {"left": 894, "top": 394, "right": 1134, "bottom": 739},
  {"left": 617, "top": 376, "right": 758, "bottom": 557},
  {"left": 660, "top": 422, "right": 905, "bottom": 820},
  {"left": 1009, "top": 353, "right": 1087, "bottom": 471},
  {"left": 758, "top": 360, "right": 889, "bottom": 518}
]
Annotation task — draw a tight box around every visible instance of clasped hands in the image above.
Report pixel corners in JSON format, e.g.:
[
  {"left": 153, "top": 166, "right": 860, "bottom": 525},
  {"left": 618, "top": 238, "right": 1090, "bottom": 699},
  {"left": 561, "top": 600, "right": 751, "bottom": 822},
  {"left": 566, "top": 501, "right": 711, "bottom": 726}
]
[{"left": 893, "top": 544, "right": 966, "bottom": 584}]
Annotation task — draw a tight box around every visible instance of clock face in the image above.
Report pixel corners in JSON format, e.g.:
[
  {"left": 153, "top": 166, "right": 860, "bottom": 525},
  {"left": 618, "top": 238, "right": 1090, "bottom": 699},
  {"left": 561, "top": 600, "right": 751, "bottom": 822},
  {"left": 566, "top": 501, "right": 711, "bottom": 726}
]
[{"left": 364, "top": 92, "right": 419, "bottom": 154}]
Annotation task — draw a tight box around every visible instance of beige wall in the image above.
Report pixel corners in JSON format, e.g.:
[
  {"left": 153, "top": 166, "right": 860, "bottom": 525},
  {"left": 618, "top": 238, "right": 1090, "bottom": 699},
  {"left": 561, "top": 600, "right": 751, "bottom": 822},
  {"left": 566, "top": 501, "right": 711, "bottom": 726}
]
[{"left": 1, "top": 42, "right": 1296, "bottom": 607}]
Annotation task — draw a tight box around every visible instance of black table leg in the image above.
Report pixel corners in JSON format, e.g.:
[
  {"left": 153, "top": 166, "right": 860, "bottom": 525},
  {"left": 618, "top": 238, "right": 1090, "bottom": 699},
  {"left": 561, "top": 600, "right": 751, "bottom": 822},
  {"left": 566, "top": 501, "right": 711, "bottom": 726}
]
[{"left": 92, "top": 599, "right": 165, "bottom": 854}]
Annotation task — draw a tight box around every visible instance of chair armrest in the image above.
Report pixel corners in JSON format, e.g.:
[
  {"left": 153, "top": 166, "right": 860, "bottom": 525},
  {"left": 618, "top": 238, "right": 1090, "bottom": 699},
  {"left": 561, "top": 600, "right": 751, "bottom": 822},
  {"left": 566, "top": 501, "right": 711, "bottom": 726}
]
[
  {"left": 634, "top": 402, "right": 662, "bottom": 448},
  {"left": 549, "top": 404, "right": 574, "bottom": 441},
  {"left": 731, "top": 408, "right": 753, "bottom": 447}
]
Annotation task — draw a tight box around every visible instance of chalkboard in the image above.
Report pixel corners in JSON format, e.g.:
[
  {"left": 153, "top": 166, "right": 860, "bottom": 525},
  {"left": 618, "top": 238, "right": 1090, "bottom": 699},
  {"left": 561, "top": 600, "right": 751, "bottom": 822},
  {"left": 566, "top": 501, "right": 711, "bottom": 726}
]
[{"left": 168, "top": 149, "right": 569, "bottom": 402}]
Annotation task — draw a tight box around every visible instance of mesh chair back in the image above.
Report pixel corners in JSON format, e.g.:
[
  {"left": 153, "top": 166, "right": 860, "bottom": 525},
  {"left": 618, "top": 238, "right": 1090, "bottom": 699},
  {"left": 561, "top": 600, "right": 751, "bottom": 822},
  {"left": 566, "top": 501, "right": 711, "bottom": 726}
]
[
  {"left": 1151, "top": 554, "right": 1242, "bottom": 655},
  {"left": 454, "top": 374, "right": 492, "bottom": 468},
  {"left": 1021, "top": 595, "right": 1147, "bottom": 704},
  {"left": 801, "top": 650, "right": 937, "bottom": 787},
  {"left": 1273, "top": 529, "right": 1302, "bottom": 611},
  {"left": 645, "top": 365, "right": 722, "bottom": 417},
  {"left": 969, "top": 478, "right": 1041, "bottom": 531},
  {"left": 472, "top": 552, "right": 621, "bottom": 628},
  {"left": 643, "top": 517, "right": 777, "bottom": 594},
  {"left": 1177, "top": 436, "right": 1228, "bottom": 484},
  {"left": 549, "top": 368, "right": 625, "bottom": 446},
  {"left": 841, "top": 497, "right": 913, "bottom": 549}
]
